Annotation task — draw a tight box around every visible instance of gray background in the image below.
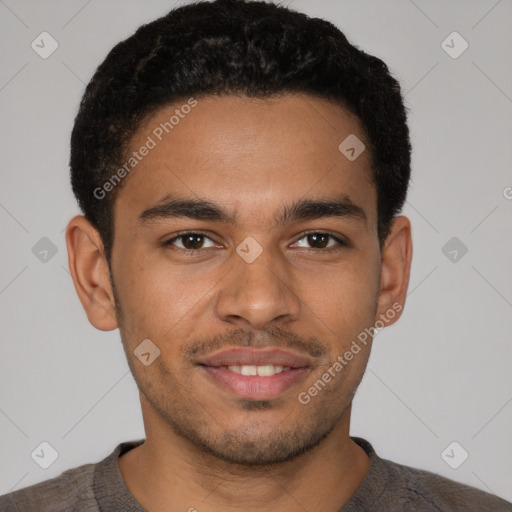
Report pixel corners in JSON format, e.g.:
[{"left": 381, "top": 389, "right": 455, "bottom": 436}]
[{"left": 1, "top": 0, "right": 511, "bottom": 503}]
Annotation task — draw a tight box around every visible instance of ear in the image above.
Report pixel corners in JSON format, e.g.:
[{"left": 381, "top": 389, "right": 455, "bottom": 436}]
[
  {"left": 375, "top": 215, "right": 413, "bottom": 326},
  {"left": 65, "top": 215, "right": 118, "bottom": 331}
]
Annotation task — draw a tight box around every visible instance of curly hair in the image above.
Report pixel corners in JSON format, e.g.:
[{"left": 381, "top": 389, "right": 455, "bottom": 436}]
[{"left": 70, "top": 0, "right": 411, "bottom": 263}]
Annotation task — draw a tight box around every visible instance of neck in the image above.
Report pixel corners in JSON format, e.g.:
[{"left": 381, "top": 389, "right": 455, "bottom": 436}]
[{"left": 118, "top": 404, "right": 370, "bottom": 512}]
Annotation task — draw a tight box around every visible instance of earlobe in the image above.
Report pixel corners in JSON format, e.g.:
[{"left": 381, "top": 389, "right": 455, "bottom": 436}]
[
  {"left": 65, "top": 215, "right": 118, "bottom": 331},
  {"left": 376, "top": 215, "right": 413, "bottom": 326}
]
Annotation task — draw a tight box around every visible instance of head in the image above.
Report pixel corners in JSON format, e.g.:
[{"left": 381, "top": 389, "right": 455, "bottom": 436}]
[{"left": 66, "top": 0, "right": 412, "bottom": 466}]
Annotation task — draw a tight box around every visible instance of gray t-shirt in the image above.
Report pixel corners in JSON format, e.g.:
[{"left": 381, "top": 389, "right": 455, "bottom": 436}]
[{"left": 1, "top": 437, "right": 511, "bottom": 511}]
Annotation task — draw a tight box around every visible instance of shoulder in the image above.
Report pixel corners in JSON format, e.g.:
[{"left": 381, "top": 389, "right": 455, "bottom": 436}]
[
  {"left": 350, "top": 437, "right": 512, "bottom": 512},
  {"left": 384, "top": 458, "right": 512, "bottom": 511},
  {"left": 0, "top": 462, "right": 97, "bottom": 512},
  {"left": 0, "top": 440, "right": 144, "bottom": 512}
]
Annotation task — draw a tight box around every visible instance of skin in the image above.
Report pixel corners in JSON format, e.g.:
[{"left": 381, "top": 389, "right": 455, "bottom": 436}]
[{"left": 66, "top": 93, "right": 412, "bottom": 511}]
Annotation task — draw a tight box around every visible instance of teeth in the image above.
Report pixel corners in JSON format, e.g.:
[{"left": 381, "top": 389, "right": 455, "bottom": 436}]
[
  {"left": 241, "top": 365, "right": 257, "bottom": 376},
  {"left": 227, "top": 364, "right": 290, "bottom": 376},
  {"left": 257, "top": 365, "right": 274, "bottom": 377}
]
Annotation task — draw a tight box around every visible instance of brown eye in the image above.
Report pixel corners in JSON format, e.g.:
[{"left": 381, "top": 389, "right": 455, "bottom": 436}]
[
  {"left": 181, "top": 234, "right": 205, "bottom": 249},
  {"left": 165, "top": 232, "right": 217, "bottom": 250},
  {"left": 293, "top": 232, "right": 346, "bottom": 251},
  {"left": 307, "top": 233, "right": 329, "bottom": 248}
]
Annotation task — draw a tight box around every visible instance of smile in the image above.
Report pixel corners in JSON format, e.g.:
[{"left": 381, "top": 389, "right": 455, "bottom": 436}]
[{"left": 226, "top": 364, "right": 291, "bottom": 376}]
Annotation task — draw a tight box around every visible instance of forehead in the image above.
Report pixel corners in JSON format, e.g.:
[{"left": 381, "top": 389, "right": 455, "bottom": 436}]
[{"left": 113, "top": 93, "right": 377, "bottom": 229}]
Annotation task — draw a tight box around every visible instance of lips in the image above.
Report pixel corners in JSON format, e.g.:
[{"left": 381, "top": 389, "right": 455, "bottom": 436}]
[
  {"left": 197, "top": 347, "right": 313, "bottom": 368},
  {"left": 197, "top": 348, "right": 313, "bottom": 400}
]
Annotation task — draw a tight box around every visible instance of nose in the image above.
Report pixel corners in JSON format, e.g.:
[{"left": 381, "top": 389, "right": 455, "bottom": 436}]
[{"left": 214, "top": 243, "right": 301, "bottom": 330}]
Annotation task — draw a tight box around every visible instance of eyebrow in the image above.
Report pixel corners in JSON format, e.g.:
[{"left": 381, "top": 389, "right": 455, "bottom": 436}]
[{"left": 138, "top": 193, "right": 367, "bottom": 227}]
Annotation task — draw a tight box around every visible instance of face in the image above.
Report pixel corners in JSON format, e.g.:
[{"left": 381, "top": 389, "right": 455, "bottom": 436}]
[{"left": 107, "top": 94, "right": 387, "bottom": 465}]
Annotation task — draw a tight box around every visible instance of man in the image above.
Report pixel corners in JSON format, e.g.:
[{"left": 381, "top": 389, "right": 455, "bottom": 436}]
[{"left": 1, "top": 0, "right": 510, "bottom": 510}]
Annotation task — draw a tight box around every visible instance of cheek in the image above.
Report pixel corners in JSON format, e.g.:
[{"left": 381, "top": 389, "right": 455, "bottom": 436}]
[
  {"left": 297, "top": 256, "right": 380, "bottom": 336},
  {"left": 115, "top": 255, "right": 219, "bottom": 339}
]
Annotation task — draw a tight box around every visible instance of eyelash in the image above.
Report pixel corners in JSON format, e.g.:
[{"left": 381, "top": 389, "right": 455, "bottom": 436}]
[{"left": 163, "top": 231, "right": 348, "bottom": 255}]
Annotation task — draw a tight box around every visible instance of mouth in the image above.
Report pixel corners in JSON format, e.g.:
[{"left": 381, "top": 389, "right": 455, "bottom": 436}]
[{"left": 197, "top": 348, "right": 313, "bottom": 401}]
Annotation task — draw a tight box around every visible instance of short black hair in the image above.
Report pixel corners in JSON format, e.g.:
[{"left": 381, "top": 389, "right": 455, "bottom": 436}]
[{"left": 70, "top": 0, "right": 411, "bottom": 264}]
